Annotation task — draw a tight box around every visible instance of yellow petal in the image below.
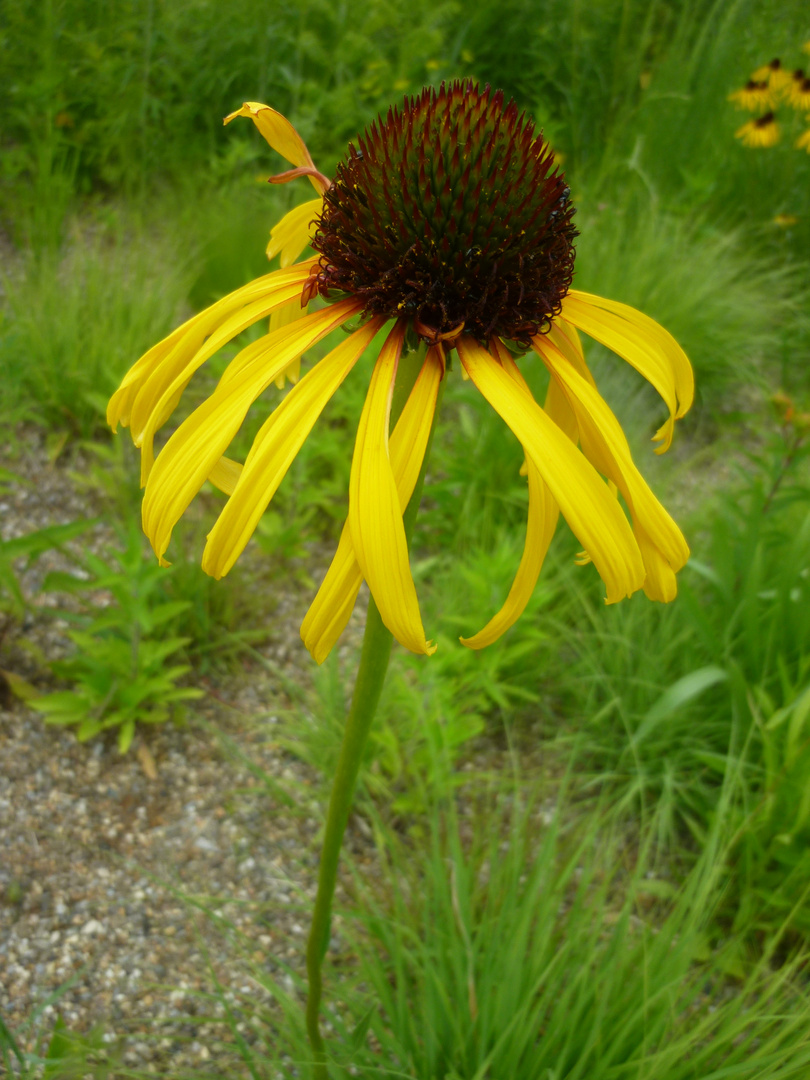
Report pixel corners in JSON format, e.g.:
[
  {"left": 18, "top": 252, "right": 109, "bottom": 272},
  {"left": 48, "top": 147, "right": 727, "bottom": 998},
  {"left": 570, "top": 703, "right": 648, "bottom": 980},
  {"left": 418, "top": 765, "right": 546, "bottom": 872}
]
[
  {"left": 268, "top": 299, "right": 310, "bottom": 387},
  {"left": 348, "top": 323, "right": 436, "bottom": 655},
  {"left": 108, "top": 315, "right": 205, "bottom": 433},
  {"left": 267, "top": 198, "right": 323, "bottom": 266},
  {"left": 202, "top": 317, "right": 384, "bottom": 579},
  {"left": 457, "top": 335, "right": 644, "bottom": 604},
  {"left": 208, "top": 456, "right": 242, "bottom": 496},
  {"left": 534, "top": 333, "right": 689, "bottom": 592},
  {"left": 301, "top": 346, "right": 444, "bottom": 663},
  {"left": 561, "top": 291, "right": 693, "bottom": 453},
  {"left": 142, "top": 299, "right": 363, "bottom": 564},
  {"left": 548, "top": 318, "right": 595, "bottom": 384},
  {"left": 635, "top": 523, "right": 678, "bottom": 602},
  {"left": 224, "top": 102, "right": 326, "bottom": 194},
  {"left": 109, "top": 263, "right": 315, "bottom": 436},
  {"left": 460, "top": 339, "right": 560, "bottom": 649},
  {"left": 569, "top": 290, "right": 693, "bottom": 416}
]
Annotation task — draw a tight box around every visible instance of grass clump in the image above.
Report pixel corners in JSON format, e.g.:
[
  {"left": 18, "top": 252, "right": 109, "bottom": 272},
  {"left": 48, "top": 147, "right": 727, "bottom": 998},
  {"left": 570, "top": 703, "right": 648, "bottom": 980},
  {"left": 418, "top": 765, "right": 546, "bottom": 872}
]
[{"left": 191, "top": 763, "right": 810, "bottom": 1079}]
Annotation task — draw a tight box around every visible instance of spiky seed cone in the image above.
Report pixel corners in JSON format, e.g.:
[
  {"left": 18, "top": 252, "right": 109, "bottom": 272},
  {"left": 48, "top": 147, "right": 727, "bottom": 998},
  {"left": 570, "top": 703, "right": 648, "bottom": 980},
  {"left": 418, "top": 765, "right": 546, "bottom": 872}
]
[{"left": 311, "top": 81, "right": 578, "bottom": 347}]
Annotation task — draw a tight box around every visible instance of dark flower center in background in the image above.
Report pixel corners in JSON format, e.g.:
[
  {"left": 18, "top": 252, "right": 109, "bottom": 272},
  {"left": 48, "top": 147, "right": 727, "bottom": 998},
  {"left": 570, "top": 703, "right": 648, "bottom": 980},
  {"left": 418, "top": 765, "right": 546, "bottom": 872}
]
[{"left": 311, "top": 81, "right": 578, "bottom": 347}]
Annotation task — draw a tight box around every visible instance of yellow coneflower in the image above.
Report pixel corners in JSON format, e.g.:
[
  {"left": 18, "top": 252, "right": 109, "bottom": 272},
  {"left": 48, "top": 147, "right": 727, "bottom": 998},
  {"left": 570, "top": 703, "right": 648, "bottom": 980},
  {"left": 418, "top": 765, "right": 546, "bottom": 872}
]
[
  {"left": 727, "top": 79, "right": 773, "bottom": 111},
  {"left": 787, "top": 71, "right": 810, "bottom": 111},
  {"left": 797, "top": 126, "right": 810, "bottom": 152},
  {"left": 735, "top": 111, "right": 780, "bottom": 146},
  {"left": 752, "top": 58, "right": 791, "bottom": 92},
  {"left": 108, "top": 82, "right": 693, "bottom": 662}
]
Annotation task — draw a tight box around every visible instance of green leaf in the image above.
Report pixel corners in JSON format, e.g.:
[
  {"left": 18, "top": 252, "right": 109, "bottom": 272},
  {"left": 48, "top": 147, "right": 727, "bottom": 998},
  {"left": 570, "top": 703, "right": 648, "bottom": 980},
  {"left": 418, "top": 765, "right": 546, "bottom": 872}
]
[
  {"left": 0, "top": 667, "right": 39, "bottom": 702},
  {"left": 349, "top": 1005, "right": 377, "bottom": 1052},
  {"left": 633, "top": 666, "right": 728, "bottom": 746},
  {"left": 118, "top": 718, "right": 136, "bottom": 754},
  {"left": 0, "top": 518, "right": 97, "bottom": 562},
  {"left": 34, "top": 692, "right": 88, "bottom": 722},
  {"left": 785, "top": 685, "right": 810, "bottom": 768}
]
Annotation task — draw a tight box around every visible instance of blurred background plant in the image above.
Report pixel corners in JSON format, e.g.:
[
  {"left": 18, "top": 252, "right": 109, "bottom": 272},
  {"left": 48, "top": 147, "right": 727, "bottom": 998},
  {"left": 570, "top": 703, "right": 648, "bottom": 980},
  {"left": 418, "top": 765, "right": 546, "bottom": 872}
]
[{"left": 3, "top": 0, "right": 810, "bottom": 1069}]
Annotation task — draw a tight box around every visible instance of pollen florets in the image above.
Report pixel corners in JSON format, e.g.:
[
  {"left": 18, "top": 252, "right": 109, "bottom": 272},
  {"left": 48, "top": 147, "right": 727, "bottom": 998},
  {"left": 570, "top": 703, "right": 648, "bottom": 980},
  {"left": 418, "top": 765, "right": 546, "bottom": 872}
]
[{"left": 310, "top": 81, "right": 578, "bottom": 347}]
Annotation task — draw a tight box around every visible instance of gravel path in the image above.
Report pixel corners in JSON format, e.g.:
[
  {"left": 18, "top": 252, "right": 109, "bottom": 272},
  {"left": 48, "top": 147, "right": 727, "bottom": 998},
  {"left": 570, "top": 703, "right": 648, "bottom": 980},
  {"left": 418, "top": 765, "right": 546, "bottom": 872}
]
[{"left": 0, "top": 429, "right": 363, "bottom": 1075}]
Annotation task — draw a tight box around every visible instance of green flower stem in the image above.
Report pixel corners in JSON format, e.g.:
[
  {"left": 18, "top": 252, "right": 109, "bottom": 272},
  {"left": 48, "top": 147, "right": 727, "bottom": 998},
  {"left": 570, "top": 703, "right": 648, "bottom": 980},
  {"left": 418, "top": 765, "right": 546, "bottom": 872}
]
[{"left": 305, "top": 344, "right": 444, "bottom": 1078}]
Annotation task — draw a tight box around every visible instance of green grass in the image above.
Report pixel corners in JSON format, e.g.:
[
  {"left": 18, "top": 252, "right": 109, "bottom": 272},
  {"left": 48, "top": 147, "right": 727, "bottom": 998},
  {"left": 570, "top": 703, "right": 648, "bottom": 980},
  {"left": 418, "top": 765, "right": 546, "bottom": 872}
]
[
  {"left": 0, "top": 222, "right": 192, "bottom": 437},
  {"left": 172, "top": 761, "right": 810, "bottom": 1079}
]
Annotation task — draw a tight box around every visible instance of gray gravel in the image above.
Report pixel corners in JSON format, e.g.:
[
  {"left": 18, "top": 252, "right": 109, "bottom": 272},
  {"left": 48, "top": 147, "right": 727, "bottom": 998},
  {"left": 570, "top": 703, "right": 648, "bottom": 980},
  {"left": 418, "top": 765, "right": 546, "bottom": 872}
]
[{"left": 0, "top": 428, "right": 366, "bottom": 1075}]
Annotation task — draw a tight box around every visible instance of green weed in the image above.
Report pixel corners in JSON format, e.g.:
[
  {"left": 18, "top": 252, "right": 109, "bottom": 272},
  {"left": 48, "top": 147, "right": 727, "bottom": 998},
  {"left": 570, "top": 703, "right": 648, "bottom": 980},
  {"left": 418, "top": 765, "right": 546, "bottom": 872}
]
[{"left": 32, "top": 524, "right": 201, "bottom": 752}]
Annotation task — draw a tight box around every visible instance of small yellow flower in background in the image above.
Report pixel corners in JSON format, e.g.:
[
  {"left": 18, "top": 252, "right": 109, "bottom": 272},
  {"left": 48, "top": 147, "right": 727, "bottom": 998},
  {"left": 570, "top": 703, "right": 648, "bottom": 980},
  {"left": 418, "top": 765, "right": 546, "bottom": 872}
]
[
  {"left": 774, "top": 213, "right": 799, "bottom": 226},
  {"left": 797, "top": 126, "right": 810, "bottom": 151},
  {"left": 752, "top": 58, "right": 791, "bottom": 91},
  {"left": 787, "top": 71, "right": 810, "bottom": 111},
  {"left": 109, "top": 82, "right": 693, "bottom": 662},
  {"left": 804, "top": 41, "right": 810, "bottom": 56},
  {"left": 735, "top": 111, "right": 780, "bottom": 147},
  {"left": 727, "top": 79, "right": 773, "bottom": 111}
]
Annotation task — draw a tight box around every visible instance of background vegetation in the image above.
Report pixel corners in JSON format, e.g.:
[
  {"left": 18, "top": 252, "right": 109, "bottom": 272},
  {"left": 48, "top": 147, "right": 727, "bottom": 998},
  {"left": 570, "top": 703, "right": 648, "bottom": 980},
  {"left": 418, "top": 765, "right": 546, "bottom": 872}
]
[{"left": 2, "top": 0, "right": 810, "bottom": 1075}]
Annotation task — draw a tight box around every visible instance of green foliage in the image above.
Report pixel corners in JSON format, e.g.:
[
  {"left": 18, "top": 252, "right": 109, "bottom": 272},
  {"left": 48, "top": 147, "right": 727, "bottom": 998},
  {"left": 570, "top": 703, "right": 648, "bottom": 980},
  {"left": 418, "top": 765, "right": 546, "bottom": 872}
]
[
  {"left": 0, "top": 518, "right": 95, "bottom": 618},
  {"left": 0, "top": 228, "right": 191, "bottom": 438},
  {"left": 561, "top": 414, "right": 810, "bottom": 925},
  {"left": 0, "top": 0, "right": 459, "bottom": 222},
  {"left": 209, "top": 774, "right": 810, "bottom": 1079},
  {"left": 33, "top": 525, "right": 201, "bottom": 752}
]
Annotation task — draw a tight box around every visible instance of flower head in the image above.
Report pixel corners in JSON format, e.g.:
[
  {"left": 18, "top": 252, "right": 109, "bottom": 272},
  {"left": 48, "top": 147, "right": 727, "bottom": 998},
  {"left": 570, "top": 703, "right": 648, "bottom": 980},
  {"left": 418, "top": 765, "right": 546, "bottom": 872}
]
[
  {"left": 752, "top": 58, "right": 791, "bottom": 91},
  {"left": 735, "top": 111, "right": 780, "bottom": 147},
  {"left": 787, "top": 71, "right": 810, "bottom": 111},
  {"left": 727, "top": 79, "right": 774, "bottom": 112},
  {"left": 797, "top": 125, "right": 810, "bottom": 152},
  {"left": 109, "top": 82, "right": 693, "bottom": 662},
  {"left": 309, "top": 84, "right": 577, "bottom": 348}
]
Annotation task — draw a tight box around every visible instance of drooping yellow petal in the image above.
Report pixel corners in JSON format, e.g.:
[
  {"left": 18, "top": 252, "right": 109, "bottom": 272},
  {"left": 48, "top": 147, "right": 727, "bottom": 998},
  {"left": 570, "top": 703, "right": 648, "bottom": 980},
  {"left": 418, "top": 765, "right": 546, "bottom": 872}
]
[
  {"left": 561, "top": 291, "right": 693, "bottom": 453},
  {"left": 224, "top": 102, "right": 327, "bottom": 194},
  {"left": 142, "top": 299, "right": 363, "bottom": 564},
  {"left": 348, "top": 323, "right": 436, "bottom": 655},
  {"left": 534, "top": 333, "right": 689, "bottom": 596},
  {"left": 635, "top": 523, "right": 678, "bottom": 602},
  {"left": 461, "top": 338, "right": 560, "bottom": 649},
  {"left": 569, "top": 291, "right": 693, "bottom": 414},
  {"left": 267, "top": 198, "right": 323, "bottom": 266},
  {"left": 547, "top": 318, "right": 594, "bottom": 384},
  {"left": 108, "top": 262, "right": 313, "bottom": 434},
  {"left": 301, "top": 346, "right": 444, "bottom": 663},
  {"left": 127, "top": 262, "right": 315, "bottom": 458},
  {"left": 201, "top": 317, "right": 384, "bottom": 579},
  {"left": 457, "top": 335, "right": 644, "bottom": 604}
]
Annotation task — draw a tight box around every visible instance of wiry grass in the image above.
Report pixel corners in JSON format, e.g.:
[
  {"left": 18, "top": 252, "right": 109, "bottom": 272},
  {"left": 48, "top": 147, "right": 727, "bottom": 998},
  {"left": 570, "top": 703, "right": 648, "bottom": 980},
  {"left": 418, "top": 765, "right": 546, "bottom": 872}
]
[{"left": 175, "top": 762, "right": 810, "bottom": 1079}]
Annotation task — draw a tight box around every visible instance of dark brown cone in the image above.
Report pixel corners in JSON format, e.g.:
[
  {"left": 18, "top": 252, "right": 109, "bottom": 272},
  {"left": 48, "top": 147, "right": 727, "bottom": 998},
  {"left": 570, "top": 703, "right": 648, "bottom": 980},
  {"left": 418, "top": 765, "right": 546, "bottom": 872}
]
[{"left": 310, "top": 81, "right": 577, "bottom": 347}]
